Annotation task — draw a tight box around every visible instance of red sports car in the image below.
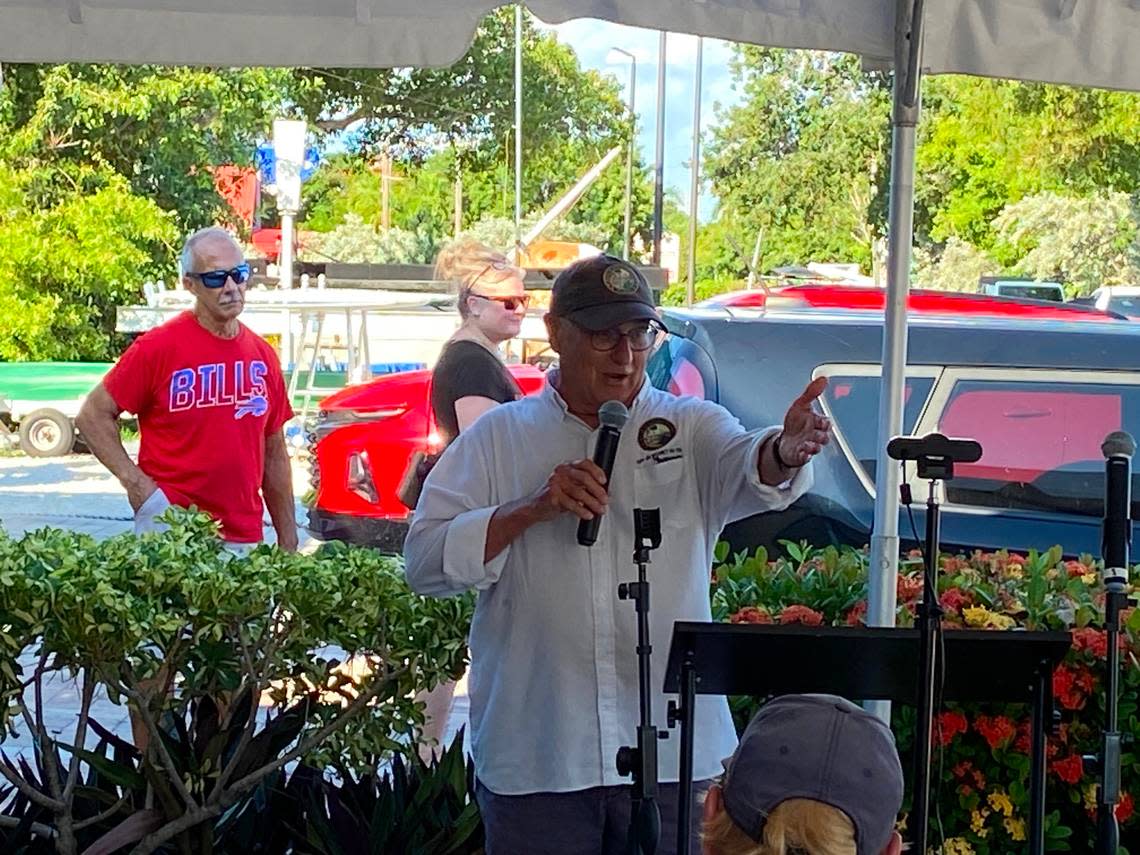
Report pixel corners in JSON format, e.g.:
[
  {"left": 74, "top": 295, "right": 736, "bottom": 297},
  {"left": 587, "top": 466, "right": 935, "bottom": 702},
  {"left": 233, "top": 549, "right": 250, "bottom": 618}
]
[{"left": 306, "top": 364, "right": 546, "bottom": 549}]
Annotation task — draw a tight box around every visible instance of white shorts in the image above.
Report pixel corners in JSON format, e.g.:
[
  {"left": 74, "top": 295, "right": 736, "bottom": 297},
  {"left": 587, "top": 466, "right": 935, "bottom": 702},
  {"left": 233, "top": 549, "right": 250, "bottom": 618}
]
[{"left": 133, "top": 488, "right": 258, "bottom": 554}]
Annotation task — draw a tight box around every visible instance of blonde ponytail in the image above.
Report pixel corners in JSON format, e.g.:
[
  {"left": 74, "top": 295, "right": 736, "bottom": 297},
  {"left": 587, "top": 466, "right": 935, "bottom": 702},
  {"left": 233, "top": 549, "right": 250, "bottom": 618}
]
[{"left": 702, "top": 798, "right": 857, "bottom": 855}]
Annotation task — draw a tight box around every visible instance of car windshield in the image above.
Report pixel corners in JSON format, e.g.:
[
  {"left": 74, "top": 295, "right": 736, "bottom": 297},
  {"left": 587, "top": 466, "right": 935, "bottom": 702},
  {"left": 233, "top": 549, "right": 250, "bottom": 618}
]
[
  {"left": 1107, "top": 295, "right": 1140, "bottom": 317},
  {"left": 996, "top": 284, "right": 1064, "bottom": 301}
]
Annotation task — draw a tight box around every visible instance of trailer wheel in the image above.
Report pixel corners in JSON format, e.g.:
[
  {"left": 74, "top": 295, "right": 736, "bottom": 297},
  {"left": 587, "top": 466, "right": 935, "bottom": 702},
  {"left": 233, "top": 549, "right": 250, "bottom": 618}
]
[{"left": 18, "top": 409, "right": 75, "bottom": 457}]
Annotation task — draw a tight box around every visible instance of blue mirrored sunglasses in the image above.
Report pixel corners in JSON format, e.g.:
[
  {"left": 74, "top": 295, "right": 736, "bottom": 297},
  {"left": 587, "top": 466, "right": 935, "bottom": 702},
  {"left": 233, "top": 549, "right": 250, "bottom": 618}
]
[{"left": 188, "top": 263, "right": 251, "bottom": 289}]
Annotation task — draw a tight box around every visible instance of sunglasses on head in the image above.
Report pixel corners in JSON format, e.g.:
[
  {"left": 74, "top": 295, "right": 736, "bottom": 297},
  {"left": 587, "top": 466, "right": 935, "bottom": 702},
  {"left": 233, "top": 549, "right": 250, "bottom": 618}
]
[
  {"left": 470, "top": 292, "right": 530, "bottom": 311},
  {"left": 187, "top": 263, "right": 251, "bottom": 289}
]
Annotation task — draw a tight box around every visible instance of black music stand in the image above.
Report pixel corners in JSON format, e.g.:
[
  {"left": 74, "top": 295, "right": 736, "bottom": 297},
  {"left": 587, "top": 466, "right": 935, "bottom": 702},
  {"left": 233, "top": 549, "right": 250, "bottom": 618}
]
[{"left": 663, "top": 623, "right": 1071, "bottom": 855}]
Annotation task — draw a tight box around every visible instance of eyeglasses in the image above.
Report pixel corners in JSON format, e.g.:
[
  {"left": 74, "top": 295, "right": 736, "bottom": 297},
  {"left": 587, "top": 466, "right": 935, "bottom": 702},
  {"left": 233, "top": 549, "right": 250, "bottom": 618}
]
[
  {"left": 578, "top": 320, "right": 665, "bottom": 352},
  {"left": 470, "top": 293, "right": 530, "bottom": 312},
  {"left": 187, "top": 263, "right": 251, "bottom": 289}
]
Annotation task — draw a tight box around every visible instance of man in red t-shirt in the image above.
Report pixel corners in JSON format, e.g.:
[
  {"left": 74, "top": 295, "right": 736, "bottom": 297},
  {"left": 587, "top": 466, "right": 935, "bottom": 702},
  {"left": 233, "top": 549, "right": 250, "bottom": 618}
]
[{"left": 77, "top": 227, "right": 297, "bottom": 549}]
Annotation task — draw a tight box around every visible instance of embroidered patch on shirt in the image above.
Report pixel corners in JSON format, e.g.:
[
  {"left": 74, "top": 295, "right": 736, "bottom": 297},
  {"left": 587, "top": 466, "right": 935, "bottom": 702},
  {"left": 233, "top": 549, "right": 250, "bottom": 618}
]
[
  {"left": 638, "top": 417, "right": 677, "bottom": 450},
  {"left": 637, "top": 447, "right": 684, "bottom": 466}
]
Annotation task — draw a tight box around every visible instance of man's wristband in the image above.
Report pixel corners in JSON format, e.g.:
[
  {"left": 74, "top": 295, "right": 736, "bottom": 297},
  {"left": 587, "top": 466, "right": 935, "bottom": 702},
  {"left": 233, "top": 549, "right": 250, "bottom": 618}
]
[{"left": 773, "top": 432, "right": 796, "bottom": 470}]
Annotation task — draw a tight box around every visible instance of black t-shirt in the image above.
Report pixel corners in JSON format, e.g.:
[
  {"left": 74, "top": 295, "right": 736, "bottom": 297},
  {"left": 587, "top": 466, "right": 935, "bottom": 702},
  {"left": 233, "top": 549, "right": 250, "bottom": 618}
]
[{"left": 431, "top": 340, "right": 522, "bottom": 444}]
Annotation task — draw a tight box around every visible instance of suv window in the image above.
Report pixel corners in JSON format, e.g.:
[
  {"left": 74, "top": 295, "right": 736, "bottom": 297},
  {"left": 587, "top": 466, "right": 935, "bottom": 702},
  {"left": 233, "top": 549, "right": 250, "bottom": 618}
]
[
  {"left": 824, "top": 375, "right": 935, "bottom": 481},
  {"left": 937, "top": 379, "right": 1140, "bottom": 516},
  {"left": 648, "top": 336, "right": 716, "bottom": 399},
  {"left": 1107, "top": 295, "right": 1140, "bottom": 318}
]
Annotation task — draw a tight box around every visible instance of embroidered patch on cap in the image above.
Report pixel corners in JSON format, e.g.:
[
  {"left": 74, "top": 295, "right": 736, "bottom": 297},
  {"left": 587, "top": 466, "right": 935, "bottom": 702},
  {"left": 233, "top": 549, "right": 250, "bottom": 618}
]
[
  {"left": 602, "top": 262, "right": 640, "bottom": 295},
  {"left": 638, "top": 417, "right": 677, "bottom": 451}
]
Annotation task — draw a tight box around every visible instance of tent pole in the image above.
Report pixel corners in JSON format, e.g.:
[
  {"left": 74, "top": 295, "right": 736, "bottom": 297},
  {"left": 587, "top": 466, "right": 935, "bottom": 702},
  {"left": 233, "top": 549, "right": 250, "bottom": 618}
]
[{"left": 866, "top": 0, "right": 924, "bottom": 724}]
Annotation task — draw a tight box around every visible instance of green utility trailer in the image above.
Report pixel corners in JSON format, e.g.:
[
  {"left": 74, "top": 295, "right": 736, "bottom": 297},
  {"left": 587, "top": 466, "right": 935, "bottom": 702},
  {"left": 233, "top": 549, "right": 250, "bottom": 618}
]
[{"left": 0, "top": 362, "right": 111, "bottom": 457}]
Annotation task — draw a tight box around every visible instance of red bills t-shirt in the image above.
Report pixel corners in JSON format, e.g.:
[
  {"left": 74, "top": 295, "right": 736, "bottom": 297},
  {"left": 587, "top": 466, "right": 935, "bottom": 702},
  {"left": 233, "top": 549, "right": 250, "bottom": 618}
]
[{"left": 104, "top": 311, "right": 293, "bottom": 542}]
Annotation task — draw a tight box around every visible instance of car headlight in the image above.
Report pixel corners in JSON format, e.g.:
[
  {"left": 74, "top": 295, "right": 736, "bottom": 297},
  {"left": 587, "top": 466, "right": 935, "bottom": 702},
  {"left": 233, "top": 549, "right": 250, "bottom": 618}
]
[{"left": 346, "top": 450, "right": 379, "bottom": 504}]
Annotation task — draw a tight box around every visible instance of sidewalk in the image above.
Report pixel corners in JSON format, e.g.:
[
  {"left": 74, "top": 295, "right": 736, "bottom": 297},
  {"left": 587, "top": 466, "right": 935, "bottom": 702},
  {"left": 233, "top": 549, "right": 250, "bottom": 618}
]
[{"left": 0, "top": 451, "right": 470, "bottom": 760}]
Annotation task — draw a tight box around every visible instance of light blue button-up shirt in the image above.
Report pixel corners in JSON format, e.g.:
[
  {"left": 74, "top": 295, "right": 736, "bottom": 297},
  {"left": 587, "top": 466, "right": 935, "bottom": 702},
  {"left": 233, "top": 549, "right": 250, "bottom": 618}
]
[{"left": 404, "top": 371, "right": 812, "bottom": 795}]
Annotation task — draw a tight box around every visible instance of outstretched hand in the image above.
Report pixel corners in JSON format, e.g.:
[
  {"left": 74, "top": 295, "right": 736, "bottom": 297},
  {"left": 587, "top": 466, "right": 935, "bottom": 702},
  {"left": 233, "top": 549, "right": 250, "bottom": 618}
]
[{"left": 779, "top": 376, "right": 832, "bottom": 468}]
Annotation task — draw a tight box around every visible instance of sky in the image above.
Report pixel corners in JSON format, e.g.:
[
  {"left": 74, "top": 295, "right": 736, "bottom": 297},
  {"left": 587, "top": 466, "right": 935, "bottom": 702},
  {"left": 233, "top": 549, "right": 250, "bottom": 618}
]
[{"left": 543, "top": 18, "right": 742, "bottom": 222}]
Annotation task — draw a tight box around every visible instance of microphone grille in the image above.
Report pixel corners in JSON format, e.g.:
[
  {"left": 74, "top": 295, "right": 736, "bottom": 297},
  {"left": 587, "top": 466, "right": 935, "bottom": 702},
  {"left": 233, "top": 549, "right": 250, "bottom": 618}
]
[
  {"left": 1103, "top": 431, "right": 1137, "bottom": 459},
  {"left": 598, "top": 400, "right": 630, "bottom": 430}
]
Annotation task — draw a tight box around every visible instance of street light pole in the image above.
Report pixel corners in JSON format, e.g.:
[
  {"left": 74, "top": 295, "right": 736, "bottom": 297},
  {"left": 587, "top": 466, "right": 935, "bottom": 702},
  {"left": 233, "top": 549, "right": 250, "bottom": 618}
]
[
  {"left": 610, "top": 47, "right": 637, "bottom": 261},
  {"left": 686, "top": 37, "right": 703, "bottom": 306},
  {"left": 652, "top": 31, "right": 666, "bottom": 267},
  {"left": 514, "top": 4, "right": 523, "bottom": 257}
]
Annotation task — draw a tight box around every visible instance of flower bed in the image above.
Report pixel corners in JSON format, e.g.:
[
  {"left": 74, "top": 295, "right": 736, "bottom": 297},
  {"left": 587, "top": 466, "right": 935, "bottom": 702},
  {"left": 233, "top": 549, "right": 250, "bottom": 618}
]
[{"left": 711, "top": 542, "right": 1140, "bottom": 854}]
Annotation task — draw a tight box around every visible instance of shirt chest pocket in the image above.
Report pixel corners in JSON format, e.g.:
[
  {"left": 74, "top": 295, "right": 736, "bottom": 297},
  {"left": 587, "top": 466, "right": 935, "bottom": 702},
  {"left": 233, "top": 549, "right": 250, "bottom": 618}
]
[{"left": 633, "top": 457, "right": 696, "bottom": 527}]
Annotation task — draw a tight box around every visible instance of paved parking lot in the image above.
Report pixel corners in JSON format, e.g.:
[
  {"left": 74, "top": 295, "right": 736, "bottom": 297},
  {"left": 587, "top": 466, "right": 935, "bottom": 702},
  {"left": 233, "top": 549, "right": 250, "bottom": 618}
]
[{"left": 0, "top": 449, "right": 468, "bottom": 759}]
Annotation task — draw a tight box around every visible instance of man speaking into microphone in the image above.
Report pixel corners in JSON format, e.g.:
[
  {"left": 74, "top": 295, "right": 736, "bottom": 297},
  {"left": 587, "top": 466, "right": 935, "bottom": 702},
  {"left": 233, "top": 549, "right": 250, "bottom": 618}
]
[{"left": 405, "top": 255, "right": 831, "bottom": 854}]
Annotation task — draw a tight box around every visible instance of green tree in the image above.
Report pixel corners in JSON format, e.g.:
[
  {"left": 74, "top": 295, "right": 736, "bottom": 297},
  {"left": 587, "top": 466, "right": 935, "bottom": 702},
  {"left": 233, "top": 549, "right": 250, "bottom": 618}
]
[
  {"left": 294, "top": 9, "right": 651, "bottom": 254},
  {"left": 991, "top": 191, "right": 1140, "bottom": 296},
  {"left": 0, "top": 64, "right": 294, "bottom": 360},
  {"left": 3, "top": 64, "right": 295, "bottom": 229},
  {"left": 703, "top": 47, "right": 891, "bottom": 274},
  {"left": 0, "top": 165, "right": 176, "bottom": 361},
  {"left": 915, "top": 76, "right": 1140, "bottom": 250}
]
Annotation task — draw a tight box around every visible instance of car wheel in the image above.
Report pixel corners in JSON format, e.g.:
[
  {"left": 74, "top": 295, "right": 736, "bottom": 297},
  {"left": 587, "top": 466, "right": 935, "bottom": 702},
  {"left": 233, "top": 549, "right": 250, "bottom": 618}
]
[{"left": 18, "top": 409, "right": 76, "bottom": 457}]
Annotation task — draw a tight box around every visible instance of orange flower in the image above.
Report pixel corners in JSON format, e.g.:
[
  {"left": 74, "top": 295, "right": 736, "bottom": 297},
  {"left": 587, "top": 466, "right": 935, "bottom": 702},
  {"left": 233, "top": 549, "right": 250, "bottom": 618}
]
[
  {"left": 935, "top": 711, "right": 968, "bottom": 746},
  {"left": 778, "top": 605, "right": 824, "bottom": 626},
  {"left": 1117, "top": 792, "right": 1134, "bottom": 823},
  {"left": 897, "top": 575, "right": 924, "bottom": 602},
  {"left": 939, "top": 587, "right": 972, "bottom": 613},
  {"left": 730, "top": 606, "right": 772, "bottom": 625},
  {"left": 845, "top": 601, "right": 867, "bottom": 626},
  {"left": 1053, "top": 664, "right": 1094, "bottom": 711},
  {"left": 974, "top": 714, "right": 1017, "bottom": 751},
  {"left": 1050, "top": 753, "right": 1084, "bottom": 785}
]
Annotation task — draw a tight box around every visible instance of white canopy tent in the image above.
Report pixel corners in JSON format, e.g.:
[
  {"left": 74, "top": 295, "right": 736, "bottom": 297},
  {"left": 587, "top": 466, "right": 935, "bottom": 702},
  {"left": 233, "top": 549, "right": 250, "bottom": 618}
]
[
  {"left": 1, "top": 0, "right": 1139, "bottom": 89},
  {"left": 4, "top": 0, "right": 1139, "bottom": 650}
]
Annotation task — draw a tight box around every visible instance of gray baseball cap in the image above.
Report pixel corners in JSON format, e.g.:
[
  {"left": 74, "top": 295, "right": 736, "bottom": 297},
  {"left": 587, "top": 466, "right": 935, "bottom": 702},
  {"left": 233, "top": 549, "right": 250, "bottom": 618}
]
[
  {"left": 549, "top": 254, "right": 658, "bottom": 331},
  {"left": 721, "top": 694, "right": 904, "bottom": 855}
]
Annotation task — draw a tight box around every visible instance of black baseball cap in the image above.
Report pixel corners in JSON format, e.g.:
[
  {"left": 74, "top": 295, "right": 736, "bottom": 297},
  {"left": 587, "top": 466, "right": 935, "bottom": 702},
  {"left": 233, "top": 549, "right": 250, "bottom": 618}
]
[
  {"left": 549, "top": 254, "right": 658, "bottom": 331},
  {"left": 721, "top": 694, "right": 904, "bottom": 855}
]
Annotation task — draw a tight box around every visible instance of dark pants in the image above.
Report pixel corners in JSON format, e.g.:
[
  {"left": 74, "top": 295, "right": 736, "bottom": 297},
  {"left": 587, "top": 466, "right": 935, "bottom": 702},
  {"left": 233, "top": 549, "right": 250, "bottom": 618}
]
[{"left": 476, "top": 780, "right": 713, "bottom": 855}]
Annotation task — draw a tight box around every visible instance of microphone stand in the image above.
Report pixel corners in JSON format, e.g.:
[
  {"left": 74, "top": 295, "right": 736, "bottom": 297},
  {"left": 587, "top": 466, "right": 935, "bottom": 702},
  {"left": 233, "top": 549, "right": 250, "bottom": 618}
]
[
  {"left": 901, "top": 454, "right": 952, "bottom": 853},
  {"left": 1091, "top": 566, "right": 1131, "bottom": 854},
  {"left": 1088, "top": 434, "right": 1135, "bottom": 855},
  {"left": 618, "top": 508, "right": 665, "bottom": 855}
]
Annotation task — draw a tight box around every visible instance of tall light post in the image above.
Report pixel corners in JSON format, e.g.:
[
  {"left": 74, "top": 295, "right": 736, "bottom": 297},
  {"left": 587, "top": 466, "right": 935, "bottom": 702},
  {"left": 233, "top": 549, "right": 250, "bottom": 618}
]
[
  {"left": 607, "top": 47, "right": 636, "bottom": 261},
  {"left": 652, "top": 31, "right": 667, "bottom": 267},
  {"left": 686, "top": 37, "right": 703, "bottom": 306},
  {"left": 513, "top": 4, "right": 523, "bottom": 257}
]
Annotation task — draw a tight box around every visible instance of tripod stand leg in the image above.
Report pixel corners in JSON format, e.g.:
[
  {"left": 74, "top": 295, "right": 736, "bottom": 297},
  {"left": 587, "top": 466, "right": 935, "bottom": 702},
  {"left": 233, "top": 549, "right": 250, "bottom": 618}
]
[
  {"left": 1029, "top": 667, "right": 1048, "bottom": 855},
  {"left": 676, "top": 651, "right": 696, "bottom": 855}
]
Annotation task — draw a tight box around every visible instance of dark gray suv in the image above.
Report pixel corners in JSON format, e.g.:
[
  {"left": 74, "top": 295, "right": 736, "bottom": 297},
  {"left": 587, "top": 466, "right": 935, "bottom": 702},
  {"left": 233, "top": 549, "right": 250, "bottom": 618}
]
[{"left": 648, "top": 305, "right": 1140, "bottom": 557}]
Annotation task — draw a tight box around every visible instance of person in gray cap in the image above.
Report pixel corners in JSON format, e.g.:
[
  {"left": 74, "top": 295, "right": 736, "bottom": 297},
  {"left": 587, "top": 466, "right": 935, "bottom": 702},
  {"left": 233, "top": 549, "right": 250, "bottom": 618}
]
[
  {"left": 701, "top": 694, "right": 904, "bottom": 855},
  {"left": 406, "top": 254, "right": 832, "bottom": 854}
]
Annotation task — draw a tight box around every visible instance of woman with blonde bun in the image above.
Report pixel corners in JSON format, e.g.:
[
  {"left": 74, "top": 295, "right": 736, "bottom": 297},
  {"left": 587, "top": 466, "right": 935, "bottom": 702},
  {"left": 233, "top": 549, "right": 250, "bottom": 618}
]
[
  {"left": 418, "top": 238, "right": 529, "bottom": 755},
  {"left": 430, "top": 238, "right": 529, "bottom": 444}
]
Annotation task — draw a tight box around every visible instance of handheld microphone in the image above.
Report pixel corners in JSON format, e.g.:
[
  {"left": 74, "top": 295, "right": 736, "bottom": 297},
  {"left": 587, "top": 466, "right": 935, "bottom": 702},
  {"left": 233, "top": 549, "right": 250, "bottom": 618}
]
[
  {"left": 1102, "top": 431, "right": 1135, "bottom": 582},
  {"left": 577, "top": 400, "right": 630, "bottom": 547}
]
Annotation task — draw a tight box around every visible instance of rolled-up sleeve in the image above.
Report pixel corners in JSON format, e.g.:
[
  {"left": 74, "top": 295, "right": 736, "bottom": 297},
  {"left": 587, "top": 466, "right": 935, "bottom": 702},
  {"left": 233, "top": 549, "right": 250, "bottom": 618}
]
[
  {"left": 690, "top": 402, "right": 813, "bottom": 529},
  {"left": 404, "top": 431, "right": 511, "bottom": 597}
]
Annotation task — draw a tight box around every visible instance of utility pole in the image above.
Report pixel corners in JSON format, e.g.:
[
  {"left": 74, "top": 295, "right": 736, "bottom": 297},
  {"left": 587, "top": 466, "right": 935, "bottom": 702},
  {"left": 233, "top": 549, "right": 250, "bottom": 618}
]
[
  {"left": 686, "top": 37, "right": 703, "bottom": 306},
  {"left": 609, "top": 48, "right": 637, "bottom": 261},
  {"left": 514, "top": 5, "right": 523, "bottom": 257},
  {"left": 652, "top": 31, "right": 666, "bottom": 267},
  {"left": 379, "top": 150, "right": 391, "bottom": 232},
  {"left": 454, "top": 163, "right": 463, "bottom": 237}
]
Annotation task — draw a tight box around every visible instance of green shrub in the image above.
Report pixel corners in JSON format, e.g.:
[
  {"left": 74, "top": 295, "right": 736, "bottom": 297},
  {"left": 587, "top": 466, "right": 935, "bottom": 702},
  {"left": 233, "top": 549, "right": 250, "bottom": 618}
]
[{"left": 0, "top": 509, "right": 473, "bottom": 854}]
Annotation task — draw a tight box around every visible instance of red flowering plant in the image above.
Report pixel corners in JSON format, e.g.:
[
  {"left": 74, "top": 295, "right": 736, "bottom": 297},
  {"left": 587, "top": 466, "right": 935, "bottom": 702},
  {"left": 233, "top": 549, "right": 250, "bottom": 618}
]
[{"left": 710, "top": 541, "right": 1140, "bottom": 853}]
